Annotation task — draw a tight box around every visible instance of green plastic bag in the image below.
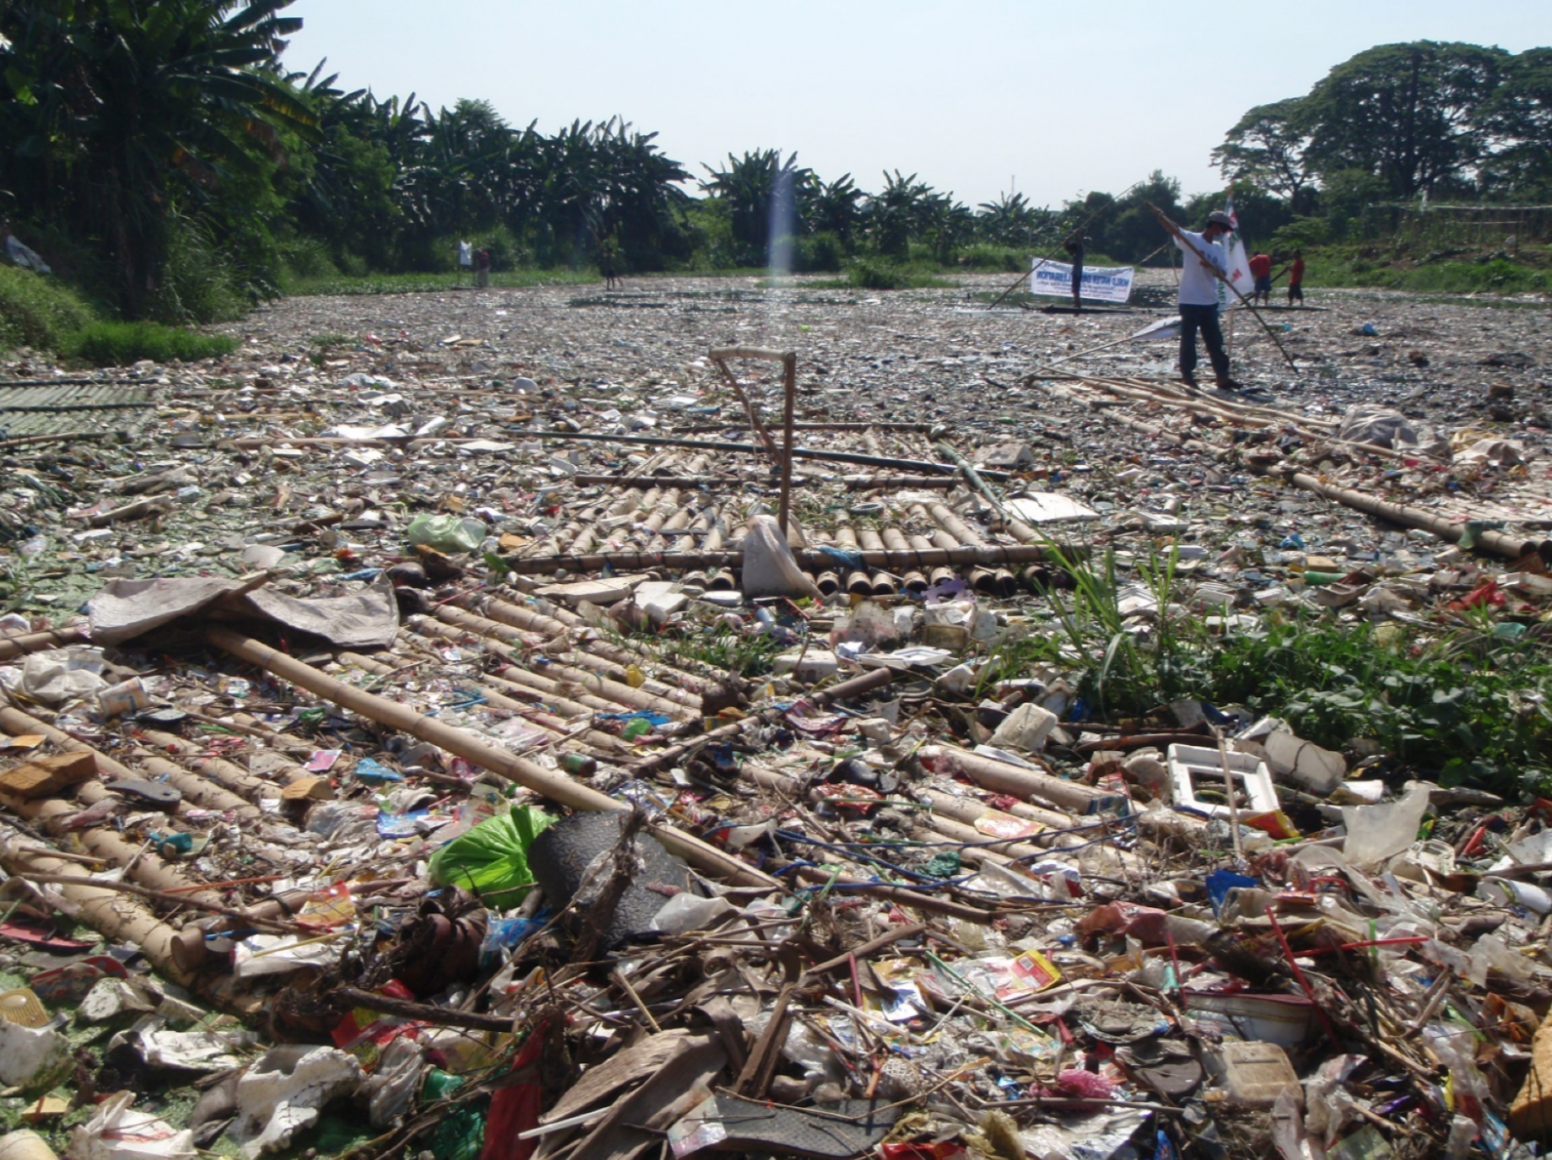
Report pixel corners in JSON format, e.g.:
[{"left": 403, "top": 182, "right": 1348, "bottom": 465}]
[
  {"left": 406, "top": 513, "right": 487, "bottom": 553},
  {"left": 428, "top": 806, "right": 553, "bottom": 907}
]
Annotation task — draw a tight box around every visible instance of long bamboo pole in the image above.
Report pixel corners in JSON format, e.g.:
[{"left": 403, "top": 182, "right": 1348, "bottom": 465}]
[
  {"left": 518, "top": 430, "right": 1011, "bottom": 478},
  {"left": 1280, "top": 470, "right": 1545, "bottom": 562},
  {"left": 501, "top": 542, "right": 1071, "bottom": 576}
]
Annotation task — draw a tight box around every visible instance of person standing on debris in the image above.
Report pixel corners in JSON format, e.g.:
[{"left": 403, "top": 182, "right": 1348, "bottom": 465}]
[
  {"left": 600, "top": 237, "right": 620, "bottom": 290},
  {"left": 1288, "top": 249, "right": 1305, "bottom": 305},
  {"left": 475, "top": 247, "right": 491, "bottom": 288},
  {"left": 1249, "top": 250, "right": 1272, "bottom": 306},
  {"left": 1064, "top": 233, "right": 1087, "bottom": 312},
  {"left": 1173, "top": 210, "right": 1240, "bottom": 391}
]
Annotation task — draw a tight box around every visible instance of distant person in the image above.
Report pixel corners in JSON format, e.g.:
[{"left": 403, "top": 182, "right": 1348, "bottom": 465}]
[
  {"left": 475, "top": 247, "right": 491, "bottom": 288},
  {"left": 600, "top": 238, "right": 620, "bottom": 290},
  {"left": 1249, "top": 250, "right": 1272, "bottom": 306},
  {"left": 1288, "top": 249, "right": 1305, "bottom": 305},
  {"left": 1063, "top": 233, "right": 1088, "bottom": 312},
  {"left": 1173, "top": 210, "right": 1241, "bottom": 391}
]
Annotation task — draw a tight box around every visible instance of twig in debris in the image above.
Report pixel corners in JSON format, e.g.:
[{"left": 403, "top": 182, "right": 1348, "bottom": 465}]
[
  {"left": 612, "top": 967, "right": 663, "bottom": 1033},
  {"left": 981, "top": 1095, "right": 1187, "bottom": 1115},
  {"left": 734, "top": 941, "right": 803, "bottom": 1098},
  {"left": 333, "top": 984, "right": 516, "bottom": 1033},
  {"left": 1214, "top": 729, "right": 1244, "bottom": 865}
]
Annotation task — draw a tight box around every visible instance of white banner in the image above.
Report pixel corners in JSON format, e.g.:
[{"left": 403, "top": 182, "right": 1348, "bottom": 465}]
[{"left": 1030, "top": 258, "right": 1134, "bottom": 304}]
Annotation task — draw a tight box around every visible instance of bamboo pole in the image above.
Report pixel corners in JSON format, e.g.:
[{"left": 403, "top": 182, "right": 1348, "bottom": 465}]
[
  {"left": 923, "top": 744, "right": 1105, "bottom": 813},
  {"left": 567, "top": 474, "right": 801, "bottom": 489},
  {"left": 203, "top": 626, "right": 776, "bottom": 890},
  {"left": 881, "top": 526, "right": 928, "bottom": 592},
  {"left": 833, "top": 526, "right": 872, "bottom": 595},
  {"left": 518, "top": 430, "right": 1009, "bottom": 478},
  {"left": 500, "top": 542, "right": 1071, "bottom": 576},
  {"left": 453, "top": 593, "right": 568, "bottom": 639},
  {"left": 0, "top": 627, "right": 86, "bottom": 661},
  {"left": 1281, "top": 470, "right": 1545, "bottom": 562},
  {"left": 0, "top": 843, "right": 195, "bottom": 987},
  {"left": 844, "top": 476, "right": 961, "bottom": 490},
  {"left": 856, "top": 526, "right": 897, "bottom": 595}
]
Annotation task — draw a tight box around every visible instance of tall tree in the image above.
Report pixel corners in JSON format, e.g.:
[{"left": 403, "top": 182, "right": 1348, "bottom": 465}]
[
  {"left": 863, "top": 170, "right": 936, "bottom": 259},
  {"left": 1212, "top": 100, "right": 1315, "bottom": 210},
  {"left": 701, "top": 150, "right": 810, "bottom": 267},
  {"left": 1298, "top": 41, "right": 1509, "bottom": 198},
  {"left": 975, "top": 191, "right": 1044, "bottom": 248},
  {"left": 1482, "top": 48, "right": 1552, "bottom": 197},
  {"left": 0, "top": 0, "right": 316, "bottom": 315}
]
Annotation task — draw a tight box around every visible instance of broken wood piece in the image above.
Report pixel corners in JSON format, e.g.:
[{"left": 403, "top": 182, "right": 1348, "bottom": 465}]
[{"left": 0, "top": 751, "right": 96, "bottom": 799}]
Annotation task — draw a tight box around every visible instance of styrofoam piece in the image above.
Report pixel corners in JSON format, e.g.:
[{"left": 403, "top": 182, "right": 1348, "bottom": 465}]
[
  {"left": 1167, "top": 744, "right": 1278, "bottom": 819},
  {"left": 989, "top": 703, "right": 1058, "bottom": 753},
  {"left": 1214, "top": 1040, "right": 1303, "bottom": 1108}
]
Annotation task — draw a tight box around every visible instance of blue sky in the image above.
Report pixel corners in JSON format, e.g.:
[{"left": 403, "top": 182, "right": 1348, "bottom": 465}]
[{"left": 283, "top": 0, "right": 1547, "bottom": 209}]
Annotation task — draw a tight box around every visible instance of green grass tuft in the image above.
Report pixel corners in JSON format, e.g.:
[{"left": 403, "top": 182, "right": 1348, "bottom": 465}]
[
  {"left": 0, "top": 265, "right": 96, "bottom": 351},
  {"left": 63, "top": 321, "right": 237, "bottom": 366}
]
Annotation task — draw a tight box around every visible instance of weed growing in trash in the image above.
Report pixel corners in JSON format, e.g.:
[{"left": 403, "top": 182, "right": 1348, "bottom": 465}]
[
  {"left": 610, "top": 621, "right": 786, "bottom": 680},
  {"left": 1014, "top": 539, "right": 1552, "bottom": 795},
  {"left": 668, "top": 625, "right": 786, "bottom": 678},
  {"left": 306, "top": 332, "right": 354, "bottom": 367},
  {"left": 1196, "top": 616, "right": 1552, "bottom": 795},
  {"left": 1029, "top": 539, "right": 1199, "bottom": 718}
]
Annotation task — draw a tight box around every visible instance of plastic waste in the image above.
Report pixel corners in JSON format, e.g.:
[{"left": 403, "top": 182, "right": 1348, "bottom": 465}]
[
  {"left": 0, "top": 1020, "right": 70, "bottom": 1092},
  {"left": 0, "top": 1131, "right": 59, "bottom": 1160},
  {"left": 740, "top": 515, "right": 820, "bottom": 598},
  {"left": 650, "top": 892, "right": 735, "bottom": 934},
  {"left": 1342, "top": 782, "right": 1430, "bottom": 865},
  {"left": 427, "top": 805, "right": 554, "bottom": 907},
  {"left": 1263, "top": 730, "right": 1346, "bottom": 795},
  {"left": 405, "top": 514, "right": 487, "bottom": 553},
  {"left": 72, "top": 1092, "right": 195, "bottom": 1160},
  {"left": 989, "top": 703, "right": 1057, "bottom": 753},
  {"left": 232, "top": 1046, "right": 364, "bottom": 1158}
]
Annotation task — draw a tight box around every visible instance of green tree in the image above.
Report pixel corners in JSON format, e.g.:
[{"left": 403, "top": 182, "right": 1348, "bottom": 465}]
[
  {"left": 863, "top": 170, "right": 937, "bottom": 259},
  {"left": 701, "top": 150, "right": 810, "bottom": 267},
  {"left": 1212, "top": 100, "right": 1316, "bottom": 211},
  {"left": 1483, "top": 48, "right": 1552, "bottom": 197},
  {"left": 1298, "top": 41, "right": 1509, "bottom": 198},
  {"left": 802, "top": 173, "right": 863, "bottom": 245},
  {"left": 975, "top": 191, "right": 1046, "bottom": 248},
  {"left": 0, "top": 0, "right": 317, "bottom": 316}
]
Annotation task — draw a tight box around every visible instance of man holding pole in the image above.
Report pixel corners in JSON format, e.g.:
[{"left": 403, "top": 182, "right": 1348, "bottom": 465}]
[{"left": 1173, "top": 210, "right": 1240, "bottom": 391}]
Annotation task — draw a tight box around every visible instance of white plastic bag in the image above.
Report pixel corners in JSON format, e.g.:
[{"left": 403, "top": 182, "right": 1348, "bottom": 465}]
[
  {"left": 1342, "top": 782, "right": 1430, "bottom": 866},
  {"left": 71, "top": 1092, "right": 195, "bottom": 1160},
  {"left": 740, "top": 515, "right": 819, "bottom": 598}
]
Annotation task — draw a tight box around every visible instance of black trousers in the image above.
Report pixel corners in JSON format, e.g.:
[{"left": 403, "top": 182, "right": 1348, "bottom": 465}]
[{"left": 1179, "top": 303, "right": 1230, "bottom": 380}]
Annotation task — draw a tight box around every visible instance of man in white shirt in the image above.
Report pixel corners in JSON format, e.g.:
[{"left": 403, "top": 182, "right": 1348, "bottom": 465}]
[{"left": 1174, "top": 210, "right": 1238, "bottom": 390}]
